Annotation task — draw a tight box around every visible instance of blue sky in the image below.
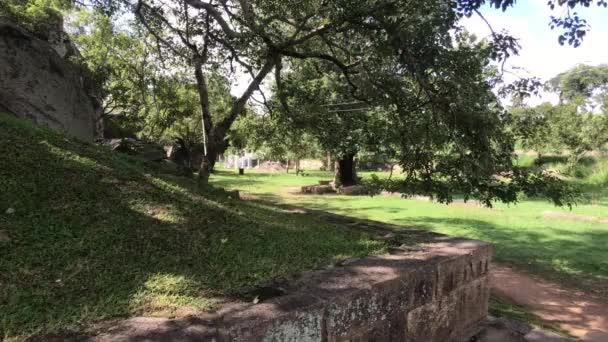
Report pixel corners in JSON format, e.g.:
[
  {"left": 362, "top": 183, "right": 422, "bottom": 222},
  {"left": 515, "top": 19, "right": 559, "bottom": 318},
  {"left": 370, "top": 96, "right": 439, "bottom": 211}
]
[
  {"left": 235, "top": 2, "right": 608, "bottom": 103},
  {"left": 463, "top": 1, "right": 608, "bottom": 103}
]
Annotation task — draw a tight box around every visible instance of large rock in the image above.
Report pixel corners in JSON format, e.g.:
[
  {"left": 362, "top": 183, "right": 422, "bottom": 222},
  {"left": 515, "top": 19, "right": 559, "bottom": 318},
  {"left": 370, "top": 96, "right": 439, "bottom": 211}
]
[{"left": 0, "top": 19, "right": 98, "bottom": 141}]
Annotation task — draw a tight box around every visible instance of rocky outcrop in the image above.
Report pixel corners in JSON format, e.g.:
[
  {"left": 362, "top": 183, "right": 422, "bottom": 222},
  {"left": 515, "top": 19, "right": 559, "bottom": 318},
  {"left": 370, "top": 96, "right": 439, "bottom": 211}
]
[{"left": 0, "top": 19, "right": 98, "bottom": 141}]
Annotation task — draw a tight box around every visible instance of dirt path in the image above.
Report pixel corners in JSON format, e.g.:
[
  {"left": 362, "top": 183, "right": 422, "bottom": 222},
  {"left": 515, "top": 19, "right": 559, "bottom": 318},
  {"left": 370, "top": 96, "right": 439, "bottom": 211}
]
[{"left": 491, "top": 264, "right": 608, "bottom": 341}]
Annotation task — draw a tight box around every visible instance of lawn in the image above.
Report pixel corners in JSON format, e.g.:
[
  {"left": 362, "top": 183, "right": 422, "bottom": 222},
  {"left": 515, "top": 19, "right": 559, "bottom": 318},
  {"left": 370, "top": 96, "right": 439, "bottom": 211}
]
[
  {"left": 0, "top": 115, "right": 386, "bottom": 340},
  {"left": 2, "top": 111, "right": 605, "bottom": 339},
  {"left": 211, "top": 167, "right": 608, "bottom": 300}
]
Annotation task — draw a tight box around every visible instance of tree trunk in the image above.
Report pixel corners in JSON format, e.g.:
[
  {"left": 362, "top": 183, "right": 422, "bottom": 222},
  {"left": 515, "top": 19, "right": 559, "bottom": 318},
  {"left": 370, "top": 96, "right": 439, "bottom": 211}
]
[
  {"left": 535, "top": 152, "right": 543, "bottom": 166},
  {"left": 286, "top": 159, "right": 290, "bottom": 173},
  {"left": 193, "top": 57, "right": 276, "bottom": 187},
  {"left": 334, "top": 153, "right": 357, "bottom": 186},
  {"left": 198, "top": 156, "right": 211, "bottom": 187},
  {"left": 326, "top": 151, "right": 335, "bottom": 171}
]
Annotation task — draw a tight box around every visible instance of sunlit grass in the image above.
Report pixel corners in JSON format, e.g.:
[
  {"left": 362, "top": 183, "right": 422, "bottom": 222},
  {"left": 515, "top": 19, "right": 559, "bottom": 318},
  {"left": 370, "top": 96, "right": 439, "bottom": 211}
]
[
  {"left": 211, "top": 165, "right": 608, "bottom": 300},
  {"left": 0, "top": 114, "right": 386, "bottom": 339}
]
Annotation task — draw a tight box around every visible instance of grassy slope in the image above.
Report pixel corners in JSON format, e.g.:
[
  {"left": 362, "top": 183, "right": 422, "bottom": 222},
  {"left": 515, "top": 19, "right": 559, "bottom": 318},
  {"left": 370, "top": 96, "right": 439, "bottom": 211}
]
[
  {"left": 211, "top": 167, "right": 608, "bottom": 300},
  {"left": 0, "top": 115, "right": 385, "bottom": 339}
]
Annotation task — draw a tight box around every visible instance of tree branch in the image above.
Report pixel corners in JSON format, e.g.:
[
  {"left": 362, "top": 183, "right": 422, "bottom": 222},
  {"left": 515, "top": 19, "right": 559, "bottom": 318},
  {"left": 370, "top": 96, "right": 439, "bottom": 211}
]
[{"left": 184, "top": 0, "right": 244, "bottom": 39}]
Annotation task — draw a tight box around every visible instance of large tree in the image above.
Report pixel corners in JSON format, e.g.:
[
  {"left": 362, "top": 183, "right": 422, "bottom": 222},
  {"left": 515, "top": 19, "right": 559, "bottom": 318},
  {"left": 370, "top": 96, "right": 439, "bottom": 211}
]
[
  {"left": 125, "top": 0, "right": 607, "bottom": 189},
  {"left": 548, "top": 64, "right": 608, "bottom": 111},
  {"left": 12, "top": 0, "right": 603, "bottom": 204}
]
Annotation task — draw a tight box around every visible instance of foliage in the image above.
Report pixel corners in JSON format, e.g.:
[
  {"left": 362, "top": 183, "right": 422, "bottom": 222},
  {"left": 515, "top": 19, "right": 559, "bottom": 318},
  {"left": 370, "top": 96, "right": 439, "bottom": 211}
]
[
  {"left": 512, "top": 102, "right": 608, "bottom": 169},
  {"left": 0, "top": 113, "right": 385, "bottom": 339},
  {"left": 457, "top": 0, "right": 608, "bottom": 47},
  {"left": 548, "top": 64, "right": 608, "bottom": 111},
  {"left": 550, "top": 104, "right": 608, "bottom": 164},
  {"left": 69, "top": 9, "right": 234, "bottom": 149},
  {"left": 0, "top": 0, "right": 73, "bottom": 38},
  {"left": 273, "top": 60, "right": 394, "bottom": 162},
  {"left": 228, "top": 112, "right": 323, "bottom": 165},
  {"left": 510, "top": 103, "right": 556, "bottom": 158},
  {"left": 511, "top": 64, "right": 608, "bottom": 170},
  {"left": 124, "top": 0, "right": 607, "bottom": 184}
]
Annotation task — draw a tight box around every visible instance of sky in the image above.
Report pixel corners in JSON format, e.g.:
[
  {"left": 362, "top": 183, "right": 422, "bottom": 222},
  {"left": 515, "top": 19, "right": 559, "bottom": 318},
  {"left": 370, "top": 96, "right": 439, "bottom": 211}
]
[
  {"left": 232, "top": 2, "right": 608, "bottom": 105},
  {"left": 462, "top": 1, "right": 608, "bottom": 105}
]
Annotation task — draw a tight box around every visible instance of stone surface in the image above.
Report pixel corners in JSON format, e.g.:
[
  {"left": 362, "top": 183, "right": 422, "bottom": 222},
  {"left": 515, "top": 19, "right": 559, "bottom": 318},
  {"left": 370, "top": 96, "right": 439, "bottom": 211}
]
[
  {"left": 472, "top": 317, "right": 575, "bottom": 342},
  {"left": 0, "top": 19, "right": 98, "bottom": 141},
  {"left": 92, "top": 231, "right": 492, "bottom": 341},
  {"left": 339, "top": 185, "right": 367, "bottom": 196},
  {"left": 301, "top": 184, "right": 336, "bottom": 194},
  {"left": 524, "top": 329, "right": 575, "bottom": 342}
]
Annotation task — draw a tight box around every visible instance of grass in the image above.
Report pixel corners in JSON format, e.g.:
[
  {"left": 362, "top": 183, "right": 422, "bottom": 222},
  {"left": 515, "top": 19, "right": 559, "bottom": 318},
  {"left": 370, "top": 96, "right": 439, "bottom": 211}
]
[
  {"left": 211, "top": 165, "right": 608, "bottom": 301},
  {"left": 0, "top": 114, "right": 387, "bottom": 340},
  {"left": 489, "top": 296, "right": 571, "bottom": 337}
]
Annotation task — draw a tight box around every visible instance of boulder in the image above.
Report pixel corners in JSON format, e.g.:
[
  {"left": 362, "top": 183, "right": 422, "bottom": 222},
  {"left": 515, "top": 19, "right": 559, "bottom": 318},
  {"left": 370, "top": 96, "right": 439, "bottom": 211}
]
[
  {"left": 0, "top": 19, "right": 98, "bottom": 141},
  {"left": 166, "top": 138, "right": 192, "bottom": 169},
  {"left": 103, "top": 138, "right": 165, "bottom": 162}
]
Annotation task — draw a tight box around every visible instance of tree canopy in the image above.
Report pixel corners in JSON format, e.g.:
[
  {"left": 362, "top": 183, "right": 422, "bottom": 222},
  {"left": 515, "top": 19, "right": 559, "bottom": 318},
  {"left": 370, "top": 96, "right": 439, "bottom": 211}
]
[{"left": 4, "top": 0, "right": 605, "bottom": 205}]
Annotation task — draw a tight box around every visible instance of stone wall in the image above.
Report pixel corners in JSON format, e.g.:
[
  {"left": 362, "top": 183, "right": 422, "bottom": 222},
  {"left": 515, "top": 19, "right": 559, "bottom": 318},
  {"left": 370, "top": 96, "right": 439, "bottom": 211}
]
[{"left": 96, "top": 232, "right": 491, "bottom": 341}]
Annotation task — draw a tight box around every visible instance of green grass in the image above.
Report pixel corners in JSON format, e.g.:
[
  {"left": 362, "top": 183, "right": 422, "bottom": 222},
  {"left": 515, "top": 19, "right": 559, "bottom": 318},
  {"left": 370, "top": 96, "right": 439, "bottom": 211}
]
[
  {"left": 0, "top": 114, "right": 386, "bottom": 340},
  {"left": 211, "top": 166, "right": 608, "bottom": 300}
]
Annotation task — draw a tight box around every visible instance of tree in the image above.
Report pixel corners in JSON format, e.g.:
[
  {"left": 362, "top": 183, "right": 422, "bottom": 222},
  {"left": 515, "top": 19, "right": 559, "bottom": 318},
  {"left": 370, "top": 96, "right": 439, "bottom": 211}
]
[
  {"left": 70, "top": 8, "right": 234, "bottom": 154},
  {"left": 21, "top": 0, "right": 600, "bottom": 204},
  {"left": 0, "top": 0, "right": 75, "bottom": 38},
  {"left": 540, "top": 65, "right": 608, "bottom": 167},
  {"left": 126, "top": 0, "right": 607, "bottom": 189},
  {"left": 229, "top": 110, "right": 323, "bottom": 174},
  {"left": 548, "top": 64, "right": 608, "bottom": 111},
  {"left": 549, "top": 104, "right": 608, "bottom": 167},
  {"left": 270, "top": 59, "right": 394, "bottom": 186},
  {"left": 511, "top": 103, "right": 557, "bottom": 161}
]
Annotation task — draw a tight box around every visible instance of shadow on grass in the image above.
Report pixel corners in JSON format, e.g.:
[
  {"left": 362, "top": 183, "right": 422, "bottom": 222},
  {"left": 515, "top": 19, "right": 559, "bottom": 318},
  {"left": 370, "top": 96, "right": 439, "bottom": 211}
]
[
  {"left": 408, "top": 217, "right": 607, "bottom": 296},
  {"left": 399, "top": 216, "right": 607, "bottom": 298},
  {"left": 273, "top": 192, "right": 608, "bottom": 299},
  {"left": 0, "top": 117, "right": 384, "bottom": 338}
]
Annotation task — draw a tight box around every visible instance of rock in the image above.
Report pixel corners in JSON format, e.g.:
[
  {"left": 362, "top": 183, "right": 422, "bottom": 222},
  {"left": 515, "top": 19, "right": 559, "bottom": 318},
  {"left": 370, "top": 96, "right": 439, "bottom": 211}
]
[
  {"left": 301, "top": 185, "right": 335, "bottom": 194},
  {"left": 340, "top": 185, "right": 367, "bottom": 195},
  {"left": 166, "top": 138, "right": 192, "bottom": 173},
  {"left": 5, "top": 207, "right": 15, "bottom": 214},
  {"left": 103, "top": 138, "right": 164, "bottom": 162},
  {"left": 524, "top": 329, "right": 574, "bottom": 342},
  {"left": 0, "top": 19, "right": 99, "bottom": 141}
]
